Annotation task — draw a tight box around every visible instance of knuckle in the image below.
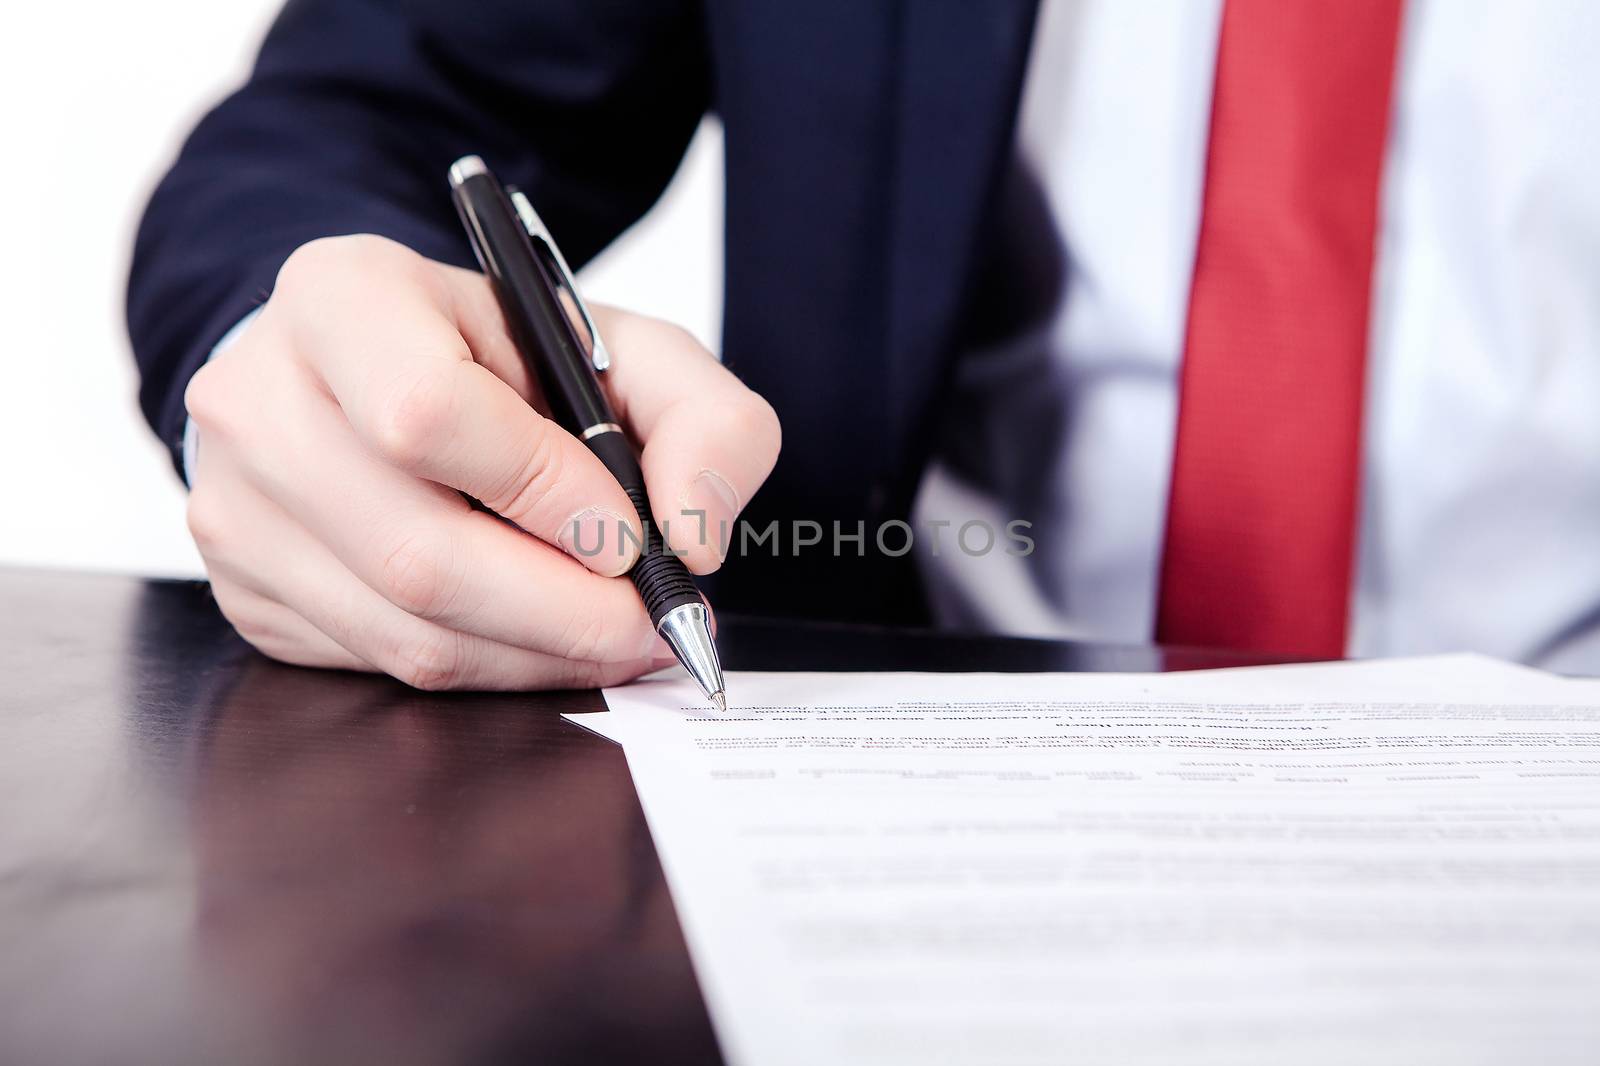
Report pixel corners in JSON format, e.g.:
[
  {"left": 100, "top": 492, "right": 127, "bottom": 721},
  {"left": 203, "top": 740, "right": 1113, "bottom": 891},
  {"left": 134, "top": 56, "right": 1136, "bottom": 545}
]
[
  {"left": 703, "top": 389, "right": 782, "bottom": 460},
  {"left": 392, "top": 629, "right": 466, "bottom": 692},
  {"left": 570, "top": 657, "right": 650, "bottom": 689},
  {"left": 185, "top": 325, "right": 289, "bottom": 450},
  {"left": 246, "top": 634, "right": 304, "bottom": 667},
  {"left": 183, "top": 359, "right": 236, "bottom": 437},
  {"left": 370, "top": 364, "right": 458, "bottom": 471},
  {"left": 277, "top": 234, "right": 409, "bottom": 292},
  {"left": 657, "top": 320, "right": 706, "bottom": 354},
  {"left": 554, "top": 609, "right": 616, "bottom": 664},
  {"left": 231, "top": 614, "right": 274, "bottom": 649},
  {"left": 209, "top": 583, "right": 272, "bottom": 649},
  {"left": 734, "top": 390, "right": 782, "bottom": 454},
  {"left": 616, "top": 315, "right": 711, "bottom": 368},
  {"left": 275, "top": 238, "right": 341, "bottom": 292},
  {"left": 207, "top": 580, "right": 248, "bottom": 626},
  {"left": 491, "top": 427, "right": 568, "bottom": 524},
  {"left": 185, "top": 492, "right": 229, "bottom": 557},
  {"left": 554, "top": 602, "right": 646, "bottom": 664},
  {"left": 378, "top": 528, "right": 462, "bottom": 620}
]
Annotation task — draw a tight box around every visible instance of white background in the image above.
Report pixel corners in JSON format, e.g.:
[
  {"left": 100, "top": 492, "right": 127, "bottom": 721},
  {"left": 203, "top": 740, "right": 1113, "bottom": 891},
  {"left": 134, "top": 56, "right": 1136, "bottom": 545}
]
[{"left": 0, "top": 1, "right": 722, "bottom": 579}]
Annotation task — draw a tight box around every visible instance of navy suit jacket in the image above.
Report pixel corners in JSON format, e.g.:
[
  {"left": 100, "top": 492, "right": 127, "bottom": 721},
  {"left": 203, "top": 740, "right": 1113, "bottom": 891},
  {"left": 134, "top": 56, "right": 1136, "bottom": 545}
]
[{"left": 128, "top": 0, "right": 1041, "bottom": 625}]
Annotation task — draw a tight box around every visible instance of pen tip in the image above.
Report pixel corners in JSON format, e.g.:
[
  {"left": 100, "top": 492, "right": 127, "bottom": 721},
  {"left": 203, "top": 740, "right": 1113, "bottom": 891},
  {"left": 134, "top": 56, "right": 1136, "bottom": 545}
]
[{"left": 711, "top": 691, "right": 726, "bottom": 714}]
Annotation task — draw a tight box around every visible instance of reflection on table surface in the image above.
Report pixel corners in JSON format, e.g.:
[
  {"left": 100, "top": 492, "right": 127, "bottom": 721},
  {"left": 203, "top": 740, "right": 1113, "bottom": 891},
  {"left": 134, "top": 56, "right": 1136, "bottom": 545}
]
[
  {"left": 0, "top": 568, "right": 1274, "bottom": 1065},
  {"left": 0, "top": 571, "right": 715, "bottom": 1066}
]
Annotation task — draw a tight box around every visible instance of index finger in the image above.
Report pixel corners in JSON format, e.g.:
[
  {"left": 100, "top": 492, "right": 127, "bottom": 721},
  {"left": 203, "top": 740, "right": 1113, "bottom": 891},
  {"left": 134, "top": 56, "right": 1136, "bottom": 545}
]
[{"left": 277, "top": 240, "right": 644, "bottom": 576}]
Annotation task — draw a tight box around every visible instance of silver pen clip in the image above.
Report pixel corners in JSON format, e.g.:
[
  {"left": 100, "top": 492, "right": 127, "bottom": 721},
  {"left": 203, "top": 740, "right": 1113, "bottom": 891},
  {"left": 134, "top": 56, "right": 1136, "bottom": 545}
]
[{"left": 504, "top": 186, "right": 612, "bottom": 372}]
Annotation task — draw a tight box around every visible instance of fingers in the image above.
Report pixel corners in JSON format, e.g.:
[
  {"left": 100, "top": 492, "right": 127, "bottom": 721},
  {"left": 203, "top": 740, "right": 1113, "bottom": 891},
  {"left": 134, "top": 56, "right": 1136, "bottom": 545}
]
[
  {"left": 270, "top": 239, "right": 781, "bottom": 577},
  {"left": 357, "top": 358, "right": 643, "bottom": 576},
  {"left": 592, "top": 307, "right": 782, "bottom": 574},
  {"left": 216, "top": 391, "right": 661, "bottom": 663},
  {"left": 193, "top": 470, "right": 663, "bottom": 691},
  {"left": 272, "top": 238, "right": 643, "bottom": 575},
  {"left": 208, "top": 575, "right": 367, "bottom": 672}
]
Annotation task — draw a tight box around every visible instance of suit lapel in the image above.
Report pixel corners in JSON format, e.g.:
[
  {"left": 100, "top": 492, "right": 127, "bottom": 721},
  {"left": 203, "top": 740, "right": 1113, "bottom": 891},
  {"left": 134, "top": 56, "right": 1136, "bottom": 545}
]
[{"left": 883, "top": 0, "right": 1039, "bottom": 480}]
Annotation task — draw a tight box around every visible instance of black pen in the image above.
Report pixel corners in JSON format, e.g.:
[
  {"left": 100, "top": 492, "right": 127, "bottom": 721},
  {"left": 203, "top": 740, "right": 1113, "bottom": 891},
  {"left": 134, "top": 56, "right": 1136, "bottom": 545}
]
[{"left": 448, "top": 155, "right": 725, "bottom": 710}]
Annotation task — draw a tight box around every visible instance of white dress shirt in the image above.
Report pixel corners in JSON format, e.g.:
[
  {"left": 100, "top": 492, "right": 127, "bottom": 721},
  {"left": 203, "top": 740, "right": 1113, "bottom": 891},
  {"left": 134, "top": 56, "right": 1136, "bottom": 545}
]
[{"left": 917, "top": 0, "right": 1600, "bottom": 671}]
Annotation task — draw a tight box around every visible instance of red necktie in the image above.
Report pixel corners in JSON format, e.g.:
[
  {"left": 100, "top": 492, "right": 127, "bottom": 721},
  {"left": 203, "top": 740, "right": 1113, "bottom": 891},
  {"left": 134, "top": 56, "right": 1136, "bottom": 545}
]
[{"left": 1155, "top": 0, "right": 1404, "bottom": 658}]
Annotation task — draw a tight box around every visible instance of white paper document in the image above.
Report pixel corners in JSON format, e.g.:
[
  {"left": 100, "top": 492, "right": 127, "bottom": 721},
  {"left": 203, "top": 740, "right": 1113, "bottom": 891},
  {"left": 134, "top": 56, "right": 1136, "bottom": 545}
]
[{"left": 568, "top": 658, "right": 1600, "bottom": 1065}]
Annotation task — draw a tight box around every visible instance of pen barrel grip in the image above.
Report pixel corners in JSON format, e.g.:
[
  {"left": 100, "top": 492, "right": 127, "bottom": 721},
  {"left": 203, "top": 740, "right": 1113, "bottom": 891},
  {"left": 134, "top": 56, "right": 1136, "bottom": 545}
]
[{"left": 585, "top": 430, "right": 703, "bottom": 625}]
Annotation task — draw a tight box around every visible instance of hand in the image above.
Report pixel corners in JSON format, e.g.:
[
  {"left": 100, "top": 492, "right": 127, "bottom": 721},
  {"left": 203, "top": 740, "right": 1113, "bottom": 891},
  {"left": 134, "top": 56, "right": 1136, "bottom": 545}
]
[{"left": 183, "top": 235, "right": 780, "bottom": 690}]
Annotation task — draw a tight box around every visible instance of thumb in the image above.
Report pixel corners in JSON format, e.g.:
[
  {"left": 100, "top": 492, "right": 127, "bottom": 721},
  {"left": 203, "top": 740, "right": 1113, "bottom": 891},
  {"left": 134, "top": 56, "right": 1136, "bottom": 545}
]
[
  {"left": 643, "top": 397, "right": 781, "bottom": 574},
  {"left": 591, "top": 308, "right": 781, "bottom": 575}
]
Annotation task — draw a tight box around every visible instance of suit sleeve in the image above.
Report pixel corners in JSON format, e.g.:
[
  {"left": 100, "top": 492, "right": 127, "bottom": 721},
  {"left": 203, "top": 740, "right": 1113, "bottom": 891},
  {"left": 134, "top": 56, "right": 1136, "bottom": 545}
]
[{"left": 127, "top": 0, "right": 710, "bottom": 474}]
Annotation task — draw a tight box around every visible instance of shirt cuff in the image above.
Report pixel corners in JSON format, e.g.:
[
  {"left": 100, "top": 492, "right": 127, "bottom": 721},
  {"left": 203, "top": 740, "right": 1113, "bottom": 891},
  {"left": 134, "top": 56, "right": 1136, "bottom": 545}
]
[{"left": 181, "top": 307, "right": 264, "bottom": 486}]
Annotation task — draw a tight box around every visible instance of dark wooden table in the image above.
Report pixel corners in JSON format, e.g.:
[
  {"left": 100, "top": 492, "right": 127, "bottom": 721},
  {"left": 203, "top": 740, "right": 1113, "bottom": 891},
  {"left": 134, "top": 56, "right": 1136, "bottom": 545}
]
[{"left": 0, "top": 567, "right": 1286, "bottom": 1066}]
